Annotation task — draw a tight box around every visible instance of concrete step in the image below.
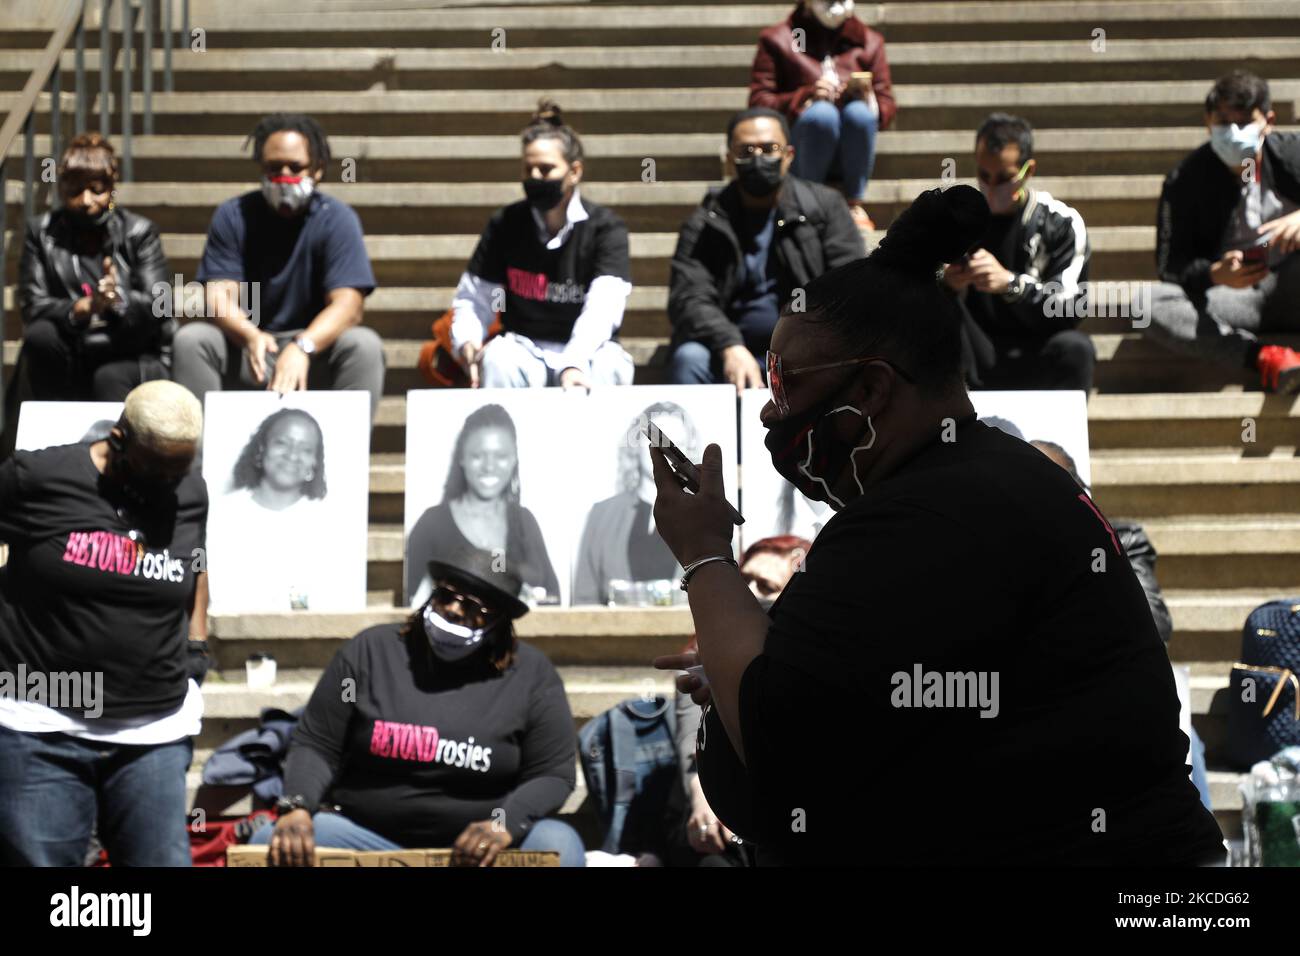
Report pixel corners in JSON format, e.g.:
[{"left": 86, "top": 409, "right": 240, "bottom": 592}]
[
  {"left": 7, "top": 79, "right": 1298, "bottom": 138},
  {"left": 204, "top": 592, "right": 1295, "bottom": 671},
  {"left": 5, "top": 38, "right": 1298, "bottom": 93},
  {"left": 4, "top": 174, "right": 1171, "bottom": 234},
  {"left": 81, "top": 1, "right": 1300, "bottom": 49},
  {"left": 0, "top": 127, "right": 1226, "bottom": 183},
  {"left": 2, "top": 224, "right": 1162, "bottom": 293}
]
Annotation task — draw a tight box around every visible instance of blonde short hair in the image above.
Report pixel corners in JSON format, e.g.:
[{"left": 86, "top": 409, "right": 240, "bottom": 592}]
[{"left": 122, "top": 381, "right": 203, "bottom": 449}]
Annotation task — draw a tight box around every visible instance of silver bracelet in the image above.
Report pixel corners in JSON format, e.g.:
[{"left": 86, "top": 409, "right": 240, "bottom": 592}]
[{"left": 679, "top": 554, "right": 738, "bottom": 592}]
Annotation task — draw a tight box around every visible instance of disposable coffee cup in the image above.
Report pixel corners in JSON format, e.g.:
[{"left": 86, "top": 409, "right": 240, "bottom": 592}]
[{"left": 246, "top": 653, "right": 277, "bottom": 689}]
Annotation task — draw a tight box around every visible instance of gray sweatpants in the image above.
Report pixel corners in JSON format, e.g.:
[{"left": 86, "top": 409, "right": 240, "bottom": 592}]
[
  {"left": 1144, "top": 253, "right": 1300, "bottom": 369},
  {"left": 171, "top": 321, "right": 386, "bottom": 420}
]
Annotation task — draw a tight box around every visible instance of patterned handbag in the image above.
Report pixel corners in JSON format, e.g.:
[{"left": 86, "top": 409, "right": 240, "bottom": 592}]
[{"left": 1227, "top": 599, "right": 1300, "bottom": 770}]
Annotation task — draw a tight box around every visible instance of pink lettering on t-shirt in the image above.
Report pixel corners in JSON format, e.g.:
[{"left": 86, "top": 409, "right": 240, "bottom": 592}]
[
  {"left": 97, "top": 532, "right": 116, "bottom": 571},
  {"left": 506, "top": 266, "right": 548, "bottom": 302}
]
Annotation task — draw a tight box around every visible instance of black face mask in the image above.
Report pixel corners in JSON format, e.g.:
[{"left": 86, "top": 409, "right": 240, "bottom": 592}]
[
  {"left": 763, "top": 396, "right": 875, "bottom": 510},
  {"left": 68, "top": 204, "right": 113, "bottom": 229},
  {"left": 522, "top": 177, "right": 567, "bottom": 212},
  {"left": 735, "top": 154, "right": 785, "bottom": 198},
  {"left": 111, "top": 453, "right": 182, "bottom": 510}
]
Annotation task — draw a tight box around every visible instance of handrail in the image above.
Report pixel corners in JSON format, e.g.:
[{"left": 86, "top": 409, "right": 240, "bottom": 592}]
[
  {"left": 1, "top": 0, "right": 181, "bottom": 439},
  {"left": 0, "top": 0, "right": 84, "bottom": 166}
]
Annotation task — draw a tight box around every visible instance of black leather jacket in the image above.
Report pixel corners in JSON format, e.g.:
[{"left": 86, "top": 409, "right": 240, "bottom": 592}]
[
  {"left": 1114, "top": 520, "right": 1173, "bottom": 644},
  {"left": 18, "top": 206, "right": 173, "bottom": 360}
]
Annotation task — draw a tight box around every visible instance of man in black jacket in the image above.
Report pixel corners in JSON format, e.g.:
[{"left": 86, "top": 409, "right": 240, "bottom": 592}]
[
  {"left": 944, "top": 114, "right": 1095, "bottom": 390},
  {"left": 667, "top": 107, "right": 865, "bottom": 391},
  {"left": 1145, "top": 71, "right": 1300, "bottom": 394}
]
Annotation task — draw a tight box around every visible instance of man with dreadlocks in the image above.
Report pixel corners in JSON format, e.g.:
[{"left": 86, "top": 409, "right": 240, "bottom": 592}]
[{"left": 172, "top": 113, "right": 384, "bottom": 417}]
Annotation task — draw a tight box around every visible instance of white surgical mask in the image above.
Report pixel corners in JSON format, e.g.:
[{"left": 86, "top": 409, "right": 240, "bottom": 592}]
[
  {"left": 809, "top": 0, "right": 854, "bottom": 30},
  {"left": 261, "top": 174, "right": 316, "bottom": 215},
  {"left": 422, "top": 603, "right": 486, "bottom": 662},
  {"left": 1209, "top": 121, "right": 1265, "bottom": 169}
]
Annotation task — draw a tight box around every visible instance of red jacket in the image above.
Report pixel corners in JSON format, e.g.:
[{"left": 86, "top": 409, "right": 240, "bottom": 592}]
[{"left": 748, "top": 8, "right": 896, "bottom": 130}]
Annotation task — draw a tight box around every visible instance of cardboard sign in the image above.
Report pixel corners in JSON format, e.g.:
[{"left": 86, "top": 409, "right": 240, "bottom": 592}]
[{"left": 226, "top": 846, "right": 560, "bottom": 867}]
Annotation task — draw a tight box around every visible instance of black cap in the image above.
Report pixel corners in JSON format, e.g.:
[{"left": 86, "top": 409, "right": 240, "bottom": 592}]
[{"left": 426, "top": 553, "right": 530, "bottom": 621}]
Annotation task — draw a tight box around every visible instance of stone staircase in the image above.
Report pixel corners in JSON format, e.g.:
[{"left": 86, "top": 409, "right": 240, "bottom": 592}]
[{"left": 7, "top": 0, "right": 1300, "bottom": 844}]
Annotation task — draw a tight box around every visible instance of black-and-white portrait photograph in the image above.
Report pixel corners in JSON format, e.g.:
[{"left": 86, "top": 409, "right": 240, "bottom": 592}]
[
  {"left": 15, "top": 401, "right": 123, "bottom": 451},
  {"left": 971, "top": 390, "right": 1093, "bottom": 489},
  {"left": 404, "top": 389, "right": 575, "bottom": 607},
  {"left": 572, "top": 385, "right": 738, "bottom": 606},
  {"left": 202, "top": 392, "right": 371, "bottom": 614}
]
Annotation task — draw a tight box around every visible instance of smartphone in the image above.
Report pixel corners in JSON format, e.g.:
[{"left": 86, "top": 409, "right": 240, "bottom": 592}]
[
  {"left": 1243, "top": 237, "right": 1269, "bottom": 266},
  {"left": 642, "top": 422, "right": 744, "bottom": 526}
]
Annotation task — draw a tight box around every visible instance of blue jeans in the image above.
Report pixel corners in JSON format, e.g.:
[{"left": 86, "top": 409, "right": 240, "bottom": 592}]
[
  {"left": 668, "top": 341, "right": 768, "bottom": 386},
  {"left": 0, "top": 724, "right": 193, "bottom": 866},
  {"left": 250, "top": 811, "right": 588, "bottom": 868},
  {"left": 790, "top": 99, "right": 878, "bottom": 199}
]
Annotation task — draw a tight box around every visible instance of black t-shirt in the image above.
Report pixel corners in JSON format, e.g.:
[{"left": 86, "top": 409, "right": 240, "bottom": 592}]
[
  {"left": 0, "top": 443, "right": 208, "bottom": 719},
  {"left": 284, "top": 625, "right": 576, "bottom": 846},
  {"left": 698, "top": 418, "right": 1225, "bottom": 866},
  {"left": 466, "top": 197, "right": 631, "bottom": 343}
]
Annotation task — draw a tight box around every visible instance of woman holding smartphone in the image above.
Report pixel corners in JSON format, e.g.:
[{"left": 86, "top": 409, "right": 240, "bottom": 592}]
[{"left": 748, "top": 1, "right": 896, "bottom": 228}]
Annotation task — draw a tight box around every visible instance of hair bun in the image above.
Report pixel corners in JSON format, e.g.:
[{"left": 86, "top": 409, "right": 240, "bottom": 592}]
[
  {"left": 532, "top": 97, "right": 564, "bottom": 127},
  {"left": 870, "top": 185, "right": 989, "bottom": 275}
]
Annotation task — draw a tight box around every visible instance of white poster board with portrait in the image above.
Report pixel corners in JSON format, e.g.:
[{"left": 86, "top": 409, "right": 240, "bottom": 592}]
[
  {"left": 971, "top": 390, "right": 1092, "bottom": 489},
  {"left": 737, "top": 388, "right": 1093, "bottom": 552},
  {"left": 404, "top": 385, "right": 740, "bottom": 610},
  {"left": 404, "top": 388, "right": 582, "bottom": 608},
  {"left": 16, "top": 401, "right": 123, "bottom": 451},
  {"left": 201, "top": 392, "right": 371, "bottom": 614},
  {"left": 572, "top": 385, "right": 739, "bottom": 607}
]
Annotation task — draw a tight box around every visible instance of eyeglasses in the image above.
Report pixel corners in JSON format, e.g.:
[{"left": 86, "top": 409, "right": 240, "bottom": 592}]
[
  {"left": 734, "top": 143, "right": 785, "bottom": 158},
  {"left": 765, "top": 350, "right": 916, "bottom": 419},
  {"left": 433, "top": 583, "right": 495, "bottom": 625}
]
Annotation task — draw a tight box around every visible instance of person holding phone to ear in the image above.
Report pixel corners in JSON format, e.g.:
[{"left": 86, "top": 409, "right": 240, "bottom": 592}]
[{"left": 5, "top": 134, "right": 172, "bottom": 455}]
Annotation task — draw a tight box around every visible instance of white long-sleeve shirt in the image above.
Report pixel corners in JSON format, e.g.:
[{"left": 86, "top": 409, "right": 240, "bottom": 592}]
[{"left": 451, "top": 188, "right": 633, "bottom": 374}]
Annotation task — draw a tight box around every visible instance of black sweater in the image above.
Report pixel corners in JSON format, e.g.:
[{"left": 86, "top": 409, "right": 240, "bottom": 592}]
[
  {"left": 284, "top": 624, "right": 576, "bottom": 846},
  {"left": 698, "top": 418, "right": 1224, "bottom": 866}
]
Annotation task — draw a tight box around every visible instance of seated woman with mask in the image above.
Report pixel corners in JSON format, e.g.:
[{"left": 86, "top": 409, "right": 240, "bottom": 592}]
[
  {"left": 449, "top": 98, "right": 634, "bottom": 389},
  {"left": 4, "top": 133, "right": 172, "bottom": 456},
  {"left": 651, "top": 185, "right": 1225, "bottom": 866},
  {"left": 252, "top": 551, "right": 585, "bottom": 866}
]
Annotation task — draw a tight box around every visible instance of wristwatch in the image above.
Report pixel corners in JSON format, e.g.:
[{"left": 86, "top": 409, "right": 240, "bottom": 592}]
[
  {"left": 293, "top": 334, "right": 317, "bottom": 356},
  {"left": 274, "top": 794, "right": 316, "bottom": 815},
  {"left": 1001, "top": 273, "right": 1027, "bottom": 300}
]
